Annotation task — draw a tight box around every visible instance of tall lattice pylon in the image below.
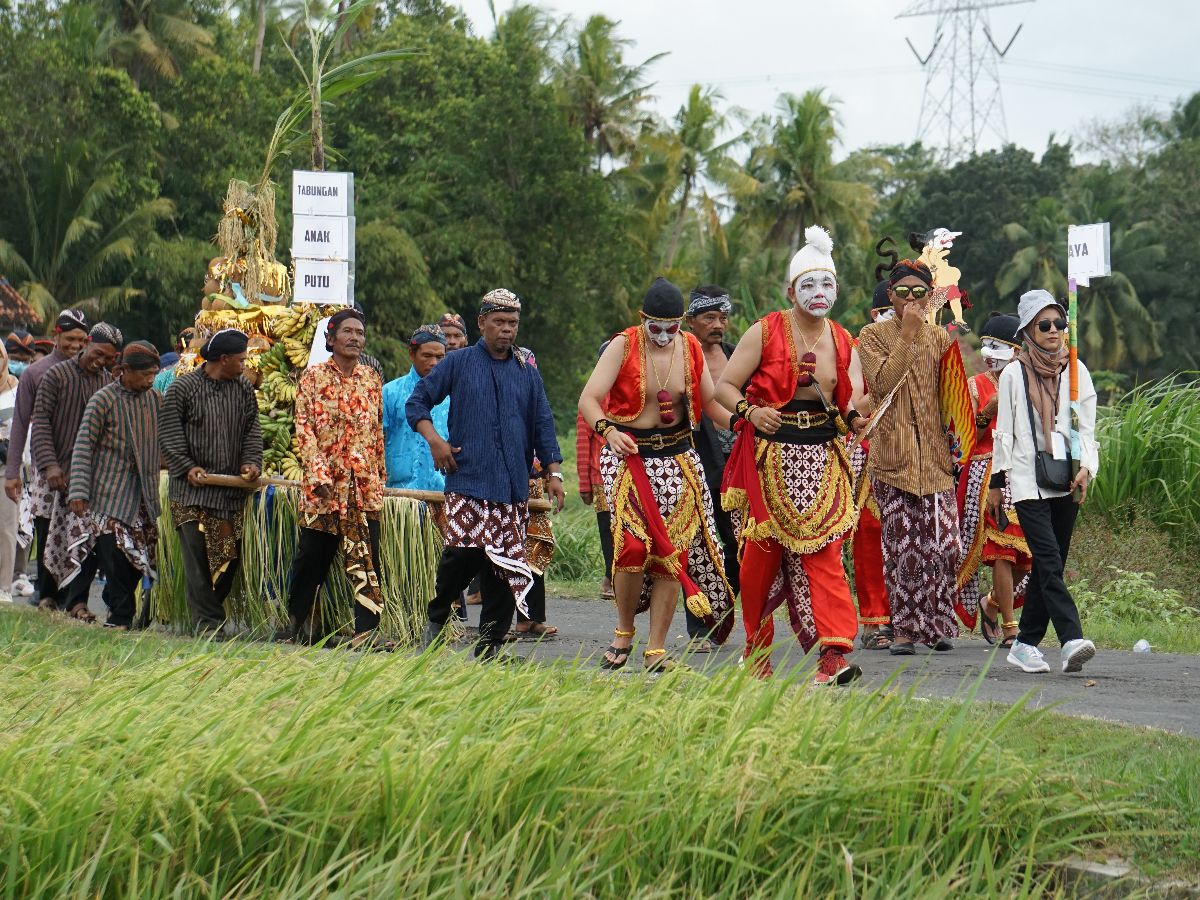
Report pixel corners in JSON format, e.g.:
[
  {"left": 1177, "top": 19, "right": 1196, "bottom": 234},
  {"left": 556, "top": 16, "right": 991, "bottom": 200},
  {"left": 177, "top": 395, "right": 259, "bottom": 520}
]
[{"left": 899, "top": 0, "right": 1033, "bottom": 163}]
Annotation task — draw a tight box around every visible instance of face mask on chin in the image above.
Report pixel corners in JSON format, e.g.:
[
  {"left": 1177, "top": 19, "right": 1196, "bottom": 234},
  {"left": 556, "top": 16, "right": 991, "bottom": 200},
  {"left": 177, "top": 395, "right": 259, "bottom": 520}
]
[
  {"left": 645, "top": 320, "right": 680, "bottom": 347},
  {"left": 792, "top": 273, "right": 838, "bottom": 318},
  {"left": 875, "top": 309, "right": 896, "bottom": 323},
  {"left": 8, "top": 361, "right": 27, "bottom": 376}
]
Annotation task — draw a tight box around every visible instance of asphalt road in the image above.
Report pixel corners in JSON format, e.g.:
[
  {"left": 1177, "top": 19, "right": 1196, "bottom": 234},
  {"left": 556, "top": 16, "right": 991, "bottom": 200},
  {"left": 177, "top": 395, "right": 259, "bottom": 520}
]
[
  {"left": 60, "top": 584, "right": 1200, "bottom": 737},
  {"left": 495, "top": 595, "right": 1200, "bottom": 737}
]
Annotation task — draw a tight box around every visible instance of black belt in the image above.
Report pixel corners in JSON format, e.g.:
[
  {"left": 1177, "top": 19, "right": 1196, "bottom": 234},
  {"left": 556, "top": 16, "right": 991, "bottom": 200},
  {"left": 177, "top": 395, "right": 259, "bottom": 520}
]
[
  {"left": 617, "top": 426, "right": 694, "bottom": 458},
  {"left": 756, "top": 401, "right": 837, "bottom": 445}
]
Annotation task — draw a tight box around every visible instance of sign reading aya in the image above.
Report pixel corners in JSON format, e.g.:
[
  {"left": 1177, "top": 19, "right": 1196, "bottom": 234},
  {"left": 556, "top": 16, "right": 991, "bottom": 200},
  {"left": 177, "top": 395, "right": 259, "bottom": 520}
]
[{"left": 1067, "top": 222, "right": 1111, "bottom": 286}]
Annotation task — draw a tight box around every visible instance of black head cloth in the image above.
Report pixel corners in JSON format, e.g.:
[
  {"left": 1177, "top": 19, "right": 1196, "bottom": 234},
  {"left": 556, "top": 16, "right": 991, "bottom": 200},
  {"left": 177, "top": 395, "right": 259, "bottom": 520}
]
[{"left": 641, "top": 277, "right": 684, "bottom": 320}]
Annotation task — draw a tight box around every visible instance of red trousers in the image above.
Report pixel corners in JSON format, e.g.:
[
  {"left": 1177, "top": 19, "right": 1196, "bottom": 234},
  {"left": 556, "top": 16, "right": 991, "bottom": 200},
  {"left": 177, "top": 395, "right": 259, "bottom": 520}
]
[
  {"left": 738, "top": 536, "right": 857, "bottom": 654},
  {"left": 852, "top": 506, "right": 890, "bottom": 625}
]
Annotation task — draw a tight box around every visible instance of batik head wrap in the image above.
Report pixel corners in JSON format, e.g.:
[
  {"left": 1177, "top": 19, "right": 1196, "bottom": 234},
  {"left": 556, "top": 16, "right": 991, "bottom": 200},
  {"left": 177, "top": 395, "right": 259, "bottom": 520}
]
[
  {"left": 89, "top": 322, "right": 124, "bottom": 349},
  {"left": 54, "top": 309, "right": 88, "bottom": 334},
  {"left": 479, "top": 289, "right": 521, "bottom": 316},
  {"left": 887, "top": 258, "right": 934, "bottom": 287},
  {"left": 5, "top": 330, "right": 34, "bottom": 355},
  {"left": 687, "top": 287, "right": 732, "bottom": 317},
  {"left": 122, "top": 340, "right": 160, "bottom": 371},
  {"left": 410, "top": 324, "right": 447, "bottom": 349},
  {"left": 437, "top": 312, "right": 466, "bottom": 334}
]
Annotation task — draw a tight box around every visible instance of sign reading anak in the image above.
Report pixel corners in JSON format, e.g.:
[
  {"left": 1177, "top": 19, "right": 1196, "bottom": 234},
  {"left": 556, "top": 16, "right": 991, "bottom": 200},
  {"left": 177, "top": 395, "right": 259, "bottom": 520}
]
[
  {"left": 1067, "top": 222, "right": 1111, "bottom": 286},
  {"left": 292, "top": 214, "right": 354, "bottom": 261}
]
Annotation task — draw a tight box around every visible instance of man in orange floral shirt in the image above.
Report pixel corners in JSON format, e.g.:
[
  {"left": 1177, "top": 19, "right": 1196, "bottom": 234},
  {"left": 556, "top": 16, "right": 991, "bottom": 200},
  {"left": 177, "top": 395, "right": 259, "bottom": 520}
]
[{"left": 277, "top": 309, "right": 391, "bottom": 650}]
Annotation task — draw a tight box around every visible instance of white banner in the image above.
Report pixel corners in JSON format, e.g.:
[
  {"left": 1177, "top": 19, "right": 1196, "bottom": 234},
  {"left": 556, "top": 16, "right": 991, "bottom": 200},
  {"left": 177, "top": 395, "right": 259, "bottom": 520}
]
[
  {"left": 292, "top": 214, "right": 354, "bottom": 261},
  {"left": 294, "top": 259, "right": 351, "bottom": 305},
  {"left": 292, "top": 170, "right": 354, "bottom": 217},
  {"left": 1067, "top": 222, "right": 1111, "bottom": 286}
]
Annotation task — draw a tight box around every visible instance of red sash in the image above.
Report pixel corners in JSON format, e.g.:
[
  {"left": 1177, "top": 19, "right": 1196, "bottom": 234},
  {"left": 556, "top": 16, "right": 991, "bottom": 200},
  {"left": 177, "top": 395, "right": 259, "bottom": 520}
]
[{"left": 623, "top": 453, "right": 706, "bottom": 608}]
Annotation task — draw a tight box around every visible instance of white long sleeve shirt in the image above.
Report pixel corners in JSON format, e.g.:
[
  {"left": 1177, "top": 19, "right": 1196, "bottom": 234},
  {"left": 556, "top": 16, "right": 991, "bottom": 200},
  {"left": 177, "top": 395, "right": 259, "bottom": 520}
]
[{"left": 992, "top": 360, "right": 1100, "bottom": 503}]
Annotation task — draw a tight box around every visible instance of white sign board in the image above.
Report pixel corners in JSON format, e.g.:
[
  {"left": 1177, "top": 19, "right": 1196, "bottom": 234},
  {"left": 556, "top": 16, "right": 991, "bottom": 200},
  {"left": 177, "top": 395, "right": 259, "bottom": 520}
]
[
  {"left": 294, "top": 259, "right": 351, "bottom": 305},
  {"left": 292, "top": 215, "right": 354, "bottom": 261},
  {"left": 292, "top": 170, "right": 354, "bottom": 217},
  {"left": 1067, "top": 222, "right": 1111, "bottom": 287}
]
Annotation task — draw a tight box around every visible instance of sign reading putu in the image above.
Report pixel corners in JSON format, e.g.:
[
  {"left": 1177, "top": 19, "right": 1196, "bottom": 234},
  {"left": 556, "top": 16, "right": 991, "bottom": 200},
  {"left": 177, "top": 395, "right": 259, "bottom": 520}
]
[{"left": 1067, "top": 222, "right": 1111, "bottom": 287}]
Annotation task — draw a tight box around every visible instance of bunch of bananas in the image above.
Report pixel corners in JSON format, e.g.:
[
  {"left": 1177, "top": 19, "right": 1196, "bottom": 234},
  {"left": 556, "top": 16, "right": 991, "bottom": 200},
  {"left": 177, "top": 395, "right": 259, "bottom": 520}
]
[
  {"left": 260, "top": 370, "right": 297, "bottom": 405},
  {"left": 261, "top": 409, "right": 303, "bottom": 479}
]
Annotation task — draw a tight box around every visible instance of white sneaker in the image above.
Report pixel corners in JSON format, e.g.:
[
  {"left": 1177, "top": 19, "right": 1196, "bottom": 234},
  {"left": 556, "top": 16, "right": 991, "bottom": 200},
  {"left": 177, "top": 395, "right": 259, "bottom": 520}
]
[
  {"left": 1007, "top": 640, "right": 1050, "bottom": 673},
  {"left": 11, "top": 575, "right": 33, "bottom": 597},
  {"left": 0, "top": 590, "right": 12, "bottom": 604},
  {"left": 1061, "top": 639, "right": 1096, "bottom": 673}
]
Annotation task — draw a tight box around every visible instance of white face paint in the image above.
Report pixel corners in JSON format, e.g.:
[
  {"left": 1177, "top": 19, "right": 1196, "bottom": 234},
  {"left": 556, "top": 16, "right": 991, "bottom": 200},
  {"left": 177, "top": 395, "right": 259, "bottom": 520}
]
[
  {"left": 875, "top": 308, "right": 896, "bottom": 323},
  {"left": 980, "top": 338, "right": 1015, "bottom": 372},
  {"left": 645, "top": 319, "right": 681, "bottom": 348},
  {"left": 793, "top": 272, "right": 838, "bottom": 318}
]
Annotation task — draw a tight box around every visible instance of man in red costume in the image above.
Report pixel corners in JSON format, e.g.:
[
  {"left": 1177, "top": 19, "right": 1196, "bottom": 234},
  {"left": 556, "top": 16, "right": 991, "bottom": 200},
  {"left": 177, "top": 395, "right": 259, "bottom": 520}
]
[
  {"left": 579, "top": 277, "right": 735, "bottom": 673},
  {"left": 716, "top": 226, "right": 867, "bottom": 683}
]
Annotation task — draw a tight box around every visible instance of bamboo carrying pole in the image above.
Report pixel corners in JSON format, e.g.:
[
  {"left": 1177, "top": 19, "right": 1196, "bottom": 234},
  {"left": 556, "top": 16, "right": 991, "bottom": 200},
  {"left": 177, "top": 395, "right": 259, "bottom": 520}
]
[
  {"left": 197, "top": 473, "right": 554, "bottom": 512},
  {"left": 1068, "top": 277, "right": 1082, "bottom": 497}
]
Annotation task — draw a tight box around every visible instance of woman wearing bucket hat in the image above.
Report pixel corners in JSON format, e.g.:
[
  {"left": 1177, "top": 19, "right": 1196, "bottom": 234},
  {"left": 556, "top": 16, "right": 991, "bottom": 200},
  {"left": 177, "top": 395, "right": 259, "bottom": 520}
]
[{"left": 989, "top": 289, "right": 1100, "bottom": 675}]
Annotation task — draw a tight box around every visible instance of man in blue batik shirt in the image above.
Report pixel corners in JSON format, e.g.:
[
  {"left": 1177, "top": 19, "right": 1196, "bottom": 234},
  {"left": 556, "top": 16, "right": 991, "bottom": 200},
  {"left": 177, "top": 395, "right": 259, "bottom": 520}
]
[
  {"left": 383, "top": 325, "right": 449, "bottom": 491},
  {"left": 407, "top": 288, "right": 564, "bottom": 660}
]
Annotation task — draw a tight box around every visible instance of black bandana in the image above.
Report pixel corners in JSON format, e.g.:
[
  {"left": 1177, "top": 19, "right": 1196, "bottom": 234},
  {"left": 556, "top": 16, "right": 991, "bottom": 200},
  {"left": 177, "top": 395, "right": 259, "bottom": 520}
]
[
  {"left": 887, "top": 259, "right": 933, "bottom": 287},
  {"left": 642, "top": 277, "right": 684, "bottom": 319}
]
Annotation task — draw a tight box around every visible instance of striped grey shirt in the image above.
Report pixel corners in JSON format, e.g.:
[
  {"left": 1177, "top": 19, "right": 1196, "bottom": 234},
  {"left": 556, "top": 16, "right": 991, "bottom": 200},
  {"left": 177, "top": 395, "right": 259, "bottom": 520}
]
[
  {"left": 31, "top": 357, "right": 112, "bottom": 476},
  {"left": 68, "top": 383, "right": 161, "bottom": 525},
  {"left": 159, "top": 368, "right": 262, "bottom": 511}
]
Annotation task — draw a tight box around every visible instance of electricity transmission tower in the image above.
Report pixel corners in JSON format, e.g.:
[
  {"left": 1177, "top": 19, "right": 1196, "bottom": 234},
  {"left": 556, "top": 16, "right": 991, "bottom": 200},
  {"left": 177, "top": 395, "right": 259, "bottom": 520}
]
[{"left": 898, "top": 1, "right": 1033, "bottom": 162}]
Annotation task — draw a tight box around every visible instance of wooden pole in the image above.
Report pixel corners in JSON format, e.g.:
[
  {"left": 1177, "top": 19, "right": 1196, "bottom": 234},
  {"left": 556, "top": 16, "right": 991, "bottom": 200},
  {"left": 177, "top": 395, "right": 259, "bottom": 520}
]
[
  {"left": 1068, "top": 277, "right": 1082, "bottom": 495},
  {"left": 197, "top": 472, "right": 554, "bottom": 512}
]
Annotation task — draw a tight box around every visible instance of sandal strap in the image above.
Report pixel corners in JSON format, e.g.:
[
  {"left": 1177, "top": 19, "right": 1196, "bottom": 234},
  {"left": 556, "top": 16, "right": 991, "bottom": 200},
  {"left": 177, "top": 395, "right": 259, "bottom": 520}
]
[{"left": 613, "top": 628, "right": 636, "bottom": 637}]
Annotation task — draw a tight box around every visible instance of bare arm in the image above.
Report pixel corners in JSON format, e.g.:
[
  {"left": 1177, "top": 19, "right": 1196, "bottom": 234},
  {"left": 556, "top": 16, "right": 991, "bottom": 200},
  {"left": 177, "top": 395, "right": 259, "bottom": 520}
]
[
  {"left": 698, "top": 354, "right": 732, "bottom": 429},
  {"left": 578, "top": 335, "right": 637, "bottom": 456},
  {"left": 714, "top": 323, "right": 783, "bottom": 435}
]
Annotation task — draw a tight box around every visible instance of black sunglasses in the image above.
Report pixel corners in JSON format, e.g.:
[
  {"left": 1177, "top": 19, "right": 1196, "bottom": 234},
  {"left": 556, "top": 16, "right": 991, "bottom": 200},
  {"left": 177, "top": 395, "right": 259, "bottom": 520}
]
[
  {"left": 891, "top": 285, "right": 929, "bottom": 300},
  {"left": 1037, "top": 318, "right": 1067, "bottom": 333}
]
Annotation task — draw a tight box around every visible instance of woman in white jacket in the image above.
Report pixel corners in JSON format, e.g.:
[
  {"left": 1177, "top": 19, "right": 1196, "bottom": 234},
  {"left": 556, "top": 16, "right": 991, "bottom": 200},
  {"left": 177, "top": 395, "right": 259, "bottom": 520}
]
[{"left": 988, "top": 290, "right": 1099, "bottom": 674}]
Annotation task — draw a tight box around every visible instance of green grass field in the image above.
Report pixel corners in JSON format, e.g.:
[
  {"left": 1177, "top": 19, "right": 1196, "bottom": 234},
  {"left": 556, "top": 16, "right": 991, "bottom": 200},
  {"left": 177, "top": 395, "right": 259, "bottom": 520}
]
[{"left": 2, "top": 609, "right": 1196, "bottom": 897}]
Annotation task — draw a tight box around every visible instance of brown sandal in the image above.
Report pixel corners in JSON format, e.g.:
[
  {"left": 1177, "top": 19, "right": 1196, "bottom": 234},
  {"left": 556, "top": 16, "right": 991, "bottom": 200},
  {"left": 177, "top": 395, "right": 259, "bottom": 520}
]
[
  {"left": 516, "top": 622, "right": 559, "bottom": 639},
  {"left": 68, "top": 603, "right": 97, "bottom": 623}
]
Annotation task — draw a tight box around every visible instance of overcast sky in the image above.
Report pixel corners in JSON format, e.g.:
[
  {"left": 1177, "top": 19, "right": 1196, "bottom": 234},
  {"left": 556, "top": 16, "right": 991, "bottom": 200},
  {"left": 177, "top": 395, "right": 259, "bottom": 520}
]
[{"left": 454, "top": 0, "right": 1197, "bottom": 158}]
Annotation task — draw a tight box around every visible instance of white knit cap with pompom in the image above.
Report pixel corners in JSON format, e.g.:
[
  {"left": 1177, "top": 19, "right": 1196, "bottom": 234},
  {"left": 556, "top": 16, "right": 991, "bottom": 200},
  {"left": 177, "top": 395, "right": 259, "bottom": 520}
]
[{"left": 787, "top": 224, "right": 837, "bottom": 287}]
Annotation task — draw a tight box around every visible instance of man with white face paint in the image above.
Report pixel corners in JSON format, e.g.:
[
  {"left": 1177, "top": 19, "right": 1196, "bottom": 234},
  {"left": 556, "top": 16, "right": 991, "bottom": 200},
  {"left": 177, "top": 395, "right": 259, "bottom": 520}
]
[
  {"left": 578, "top": 277, "right": 736, "bottom": 672},
  {"left": 956, "top": 313, "right": 1032, "bottom": 650},
  {"left": 715, "top": 226, "right": 869, "bottom": 683}
]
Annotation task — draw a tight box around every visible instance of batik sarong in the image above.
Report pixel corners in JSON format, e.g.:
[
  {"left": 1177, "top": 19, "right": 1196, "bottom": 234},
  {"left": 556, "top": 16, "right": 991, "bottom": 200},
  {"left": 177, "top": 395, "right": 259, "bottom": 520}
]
[
  {"left": 47, "top": 500, "right": 157, "bottom": 587},
  {"left": 726, "top": 439, "right": 859, "bottom": 654},
  {"left": 600, "top": 446, "right": 734, "bottom": 642},
  {"left": 872, "top": 479, "right": 961, "bottom": 644},
  {"left": 170, "top": 502, "right": 245, "bottom": 587},
  {"left": 443, "top": 491, "right": 532, "bottom": 613},
  {"left": 525, "top": 477, "right": 555, "bottom": 576},
  {"left": 955, "top": 456, "right": 1030, "bottom": 629},
  {"left": 300, "top": 480, "right": 384, "bottom": 615}
]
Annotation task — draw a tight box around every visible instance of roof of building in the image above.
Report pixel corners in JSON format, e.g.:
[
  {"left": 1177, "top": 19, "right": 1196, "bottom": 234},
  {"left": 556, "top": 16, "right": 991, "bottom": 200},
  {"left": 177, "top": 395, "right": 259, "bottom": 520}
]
[{"left": 0, "top": 278, "right": 43, "bottom": 327}]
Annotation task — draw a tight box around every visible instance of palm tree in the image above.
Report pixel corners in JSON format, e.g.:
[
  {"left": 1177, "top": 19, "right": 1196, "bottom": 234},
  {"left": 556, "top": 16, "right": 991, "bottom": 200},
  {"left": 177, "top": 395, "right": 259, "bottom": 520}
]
[
  {"left": 1077, "top": 222, "right": 1164, "bottom": 371},
  {"left": 0, "top": 142, "right": 175, "bottom": 320},
  {"left": 739, "top": 90, "right": 874, "bottom": 251},
  {"left": 994, "top": 196, "right": 1069, "bottom": 299},
  {"left": 650, "top": 85, "right": 747, "bottom": 270},
  {"left": 557, "top": 15, "right": 665, "bottom": 168},
  {"left": 96, "top": 0, "right": 215, "bottom": 86}
]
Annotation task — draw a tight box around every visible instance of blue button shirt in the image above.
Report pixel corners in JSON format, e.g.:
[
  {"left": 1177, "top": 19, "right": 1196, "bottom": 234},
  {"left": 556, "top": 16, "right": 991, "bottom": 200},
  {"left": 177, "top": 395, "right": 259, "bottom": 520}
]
[
  {"left": 406, "top": 340, "right": 561, "bottom": 504},
  {"left": 383, "top": 367, "right": 449, "bottom": 491}
]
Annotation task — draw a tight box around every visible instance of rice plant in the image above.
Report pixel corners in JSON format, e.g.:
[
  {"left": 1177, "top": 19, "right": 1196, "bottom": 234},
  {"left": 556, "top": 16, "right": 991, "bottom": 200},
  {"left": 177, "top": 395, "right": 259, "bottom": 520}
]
[{"left": 0, "top": 612, "right": 1150, "bottom": 898}]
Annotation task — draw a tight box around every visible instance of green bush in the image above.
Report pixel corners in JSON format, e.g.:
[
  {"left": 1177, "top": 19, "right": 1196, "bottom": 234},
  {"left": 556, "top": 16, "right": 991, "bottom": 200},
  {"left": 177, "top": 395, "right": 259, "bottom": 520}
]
[{"left": 1076, "top": 567, "right": 1197, "bottom": 628}]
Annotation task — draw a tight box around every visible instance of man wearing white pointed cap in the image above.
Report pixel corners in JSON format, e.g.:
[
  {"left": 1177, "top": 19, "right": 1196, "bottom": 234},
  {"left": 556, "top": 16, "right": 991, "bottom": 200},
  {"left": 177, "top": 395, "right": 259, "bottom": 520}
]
[
  {"left": 989, "top": 289, "right": 1099, "bottom": 675},
  {"left": 715, "top": 225, "right": 869, "bottom": 684}
]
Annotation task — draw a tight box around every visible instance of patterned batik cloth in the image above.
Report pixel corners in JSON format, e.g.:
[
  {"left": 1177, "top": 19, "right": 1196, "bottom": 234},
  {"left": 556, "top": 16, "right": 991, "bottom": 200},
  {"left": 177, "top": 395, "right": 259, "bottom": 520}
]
[
  {"left": 599, "top": 446, "right": 734, "bottom": 640},
  {"left": 848, "top": 441, "right": 890, "bottom": 626},
  {"left": 170, "top": 502, "right": 245, "bottom": 586},
  {"left": 300, "top": 479, "right": 384, "bottom": 615},
  {"left": 46, "top": 496, "right": 157, "bottom": 588},
  {"left": 525, "top": 477, "right": 555, "bottom": 576},
  {"left": 443, "top": 491, "right": 532, "bottom": 613},
  {"left": 29, "top": 470, "right": 55, "bottom": 520},
  {"left": 728, "top": 440, "right": 858, "bottom": 652},
  {"left": 872, "top": 479, "right": 961, "bottom": 644},
  {"left": 955, "top": 455, "right": 990, "bottom": 622}
]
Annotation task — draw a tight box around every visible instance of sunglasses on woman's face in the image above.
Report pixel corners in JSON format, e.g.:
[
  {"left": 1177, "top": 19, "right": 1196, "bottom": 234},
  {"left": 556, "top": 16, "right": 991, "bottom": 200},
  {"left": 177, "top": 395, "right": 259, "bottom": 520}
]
[
  {"left": 1037, "top": 318, "right": 1067, "bottom": 333},
  {"left": 891, "top": 285, "right": 928, "bottom": 300}
]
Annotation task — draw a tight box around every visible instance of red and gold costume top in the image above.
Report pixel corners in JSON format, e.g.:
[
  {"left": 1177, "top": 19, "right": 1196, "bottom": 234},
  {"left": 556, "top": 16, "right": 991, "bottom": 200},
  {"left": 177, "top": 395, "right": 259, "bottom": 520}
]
[
  {"left": 604, "top": 325, "right": 704, "bottom": 427},
  {"left": 743, "top": 310, "right": 855, "bottom": 416}
]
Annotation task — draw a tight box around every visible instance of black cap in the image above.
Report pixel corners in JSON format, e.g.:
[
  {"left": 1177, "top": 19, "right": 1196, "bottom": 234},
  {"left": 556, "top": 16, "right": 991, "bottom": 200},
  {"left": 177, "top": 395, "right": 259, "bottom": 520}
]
[
  {"left": 642, "top": 277, "right": 684, "bottom": 319},
  {"left": 871, "top": 281, "right": 891, "bottom": 311},
  {"left": 979, "top": 312, "right": 1021, "bottom": 347}
]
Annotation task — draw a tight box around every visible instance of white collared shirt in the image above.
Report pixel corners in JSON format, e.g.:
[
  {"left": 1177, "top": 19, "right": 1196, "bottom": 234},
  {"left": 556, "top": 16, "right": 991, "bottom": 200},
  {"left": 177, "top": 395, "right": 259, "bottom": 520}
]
[{"left": 992, "top": 360, "right": 1100, "bottom": 503}]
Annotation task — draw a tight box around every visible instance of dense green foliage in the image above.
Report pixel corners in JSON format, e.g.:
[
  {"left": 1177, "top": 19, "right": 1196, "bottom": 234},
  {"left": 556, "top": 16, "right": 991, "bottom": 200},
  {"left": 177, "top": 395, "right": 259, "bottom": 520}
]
[
  {"left": 3, "top": 609, "right": 1198, "bottom": 895},
  {"left": 0, "top": 1, "right": 1197, "bottom": 414}
]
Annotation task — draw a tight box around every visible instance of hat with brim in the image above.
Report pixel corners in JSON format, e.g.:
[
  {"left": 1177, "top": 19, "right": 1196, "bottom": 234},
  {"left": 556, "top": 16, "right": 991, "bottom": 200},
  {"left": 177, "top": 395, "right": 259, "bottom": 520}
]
[{"left": 1016, "top": 289, "right": 1066, "bottom": 334}]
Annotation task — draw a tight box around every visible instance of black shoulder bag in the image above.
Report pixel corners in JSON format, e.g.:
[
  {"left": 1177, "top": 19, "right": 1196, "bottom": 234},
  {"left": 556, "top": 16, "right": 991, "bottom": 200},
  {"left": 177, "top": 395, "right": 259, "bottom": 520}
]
[{"left": 1020, "top": 365, "right": 1072, "bottom": 492}]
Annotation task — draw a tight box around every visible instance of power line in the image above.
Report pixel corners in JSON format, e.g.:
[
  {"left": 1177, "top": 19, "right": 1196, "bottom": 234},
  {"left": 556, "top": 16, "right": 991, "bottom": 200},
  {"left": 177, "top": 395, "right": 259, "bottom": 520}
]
[{"left": 1005, "top": 58, "right": 1198, "bottom": 90}]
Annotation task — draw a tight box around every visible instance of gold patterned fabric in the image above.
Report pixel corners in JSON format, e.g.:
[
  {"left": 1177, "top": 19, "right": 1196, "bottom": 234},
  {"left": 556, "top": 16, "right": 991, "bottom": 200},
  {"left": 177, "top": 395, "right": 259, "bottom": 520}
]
[
  {"left": 300, "top": 479, "right": 384, "bottom": 615},
  {"left": 524, "top": 477, "right": 555, "bottom": 576},
  {"left": 171, "top": 502, "right": 245, "bottom": 586}
]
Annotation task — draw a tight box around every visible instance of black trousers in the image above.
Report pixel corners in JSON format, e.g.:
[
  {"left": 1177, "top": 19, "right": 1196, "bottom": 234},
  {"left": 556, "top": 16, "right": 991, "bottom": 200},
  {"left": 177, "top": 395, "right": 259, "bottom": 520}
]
[
  {"left": 178, "top": 521, "right": 241, "bottom": 630},
  {"left": 287, "top": 521, "right": 383, "bottom": 635},
  {"left": 34, "top": 515, "right": 52, "bottom": 602},
  {"left": 516, "top": 572, "right": 546, "bottom": 624},
  {"left": 1015, "top": 495, "right": 1083, "bottom": 647},
  {"left": 596, "top": 511, "right": 614, "bottom": 579},
  {"left": 95, "top": 533, "right": 139, "bottom": 628},
  {"left": 58, "top": 545, "right": 99, "bottom": 612},
  {"left": 429, "top": 547, "right": 516, "bottom": 654}
]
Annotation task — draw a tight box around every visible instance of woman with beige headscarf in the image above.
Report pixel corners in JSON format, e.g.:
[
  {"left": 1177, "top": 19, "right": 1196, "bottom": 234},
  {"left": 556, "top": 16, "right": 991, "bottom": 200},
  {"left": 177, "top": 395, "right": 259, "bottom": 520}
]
[
  {"left": 988, "top": 289, "right": 1100, "bottom": 677},
  {"left": 0, "top": 340, "right": 21, "bottom": 602}
]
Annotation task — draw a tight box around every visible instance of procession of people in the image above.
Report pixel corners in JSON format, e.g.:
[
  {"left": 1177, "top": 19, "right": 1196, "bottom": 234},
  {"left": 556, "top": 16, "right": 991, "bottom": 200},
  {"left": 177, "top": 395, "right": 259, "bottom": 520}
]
[{"left": 0, "top": 220, "right": 1101, "bottom": 681}]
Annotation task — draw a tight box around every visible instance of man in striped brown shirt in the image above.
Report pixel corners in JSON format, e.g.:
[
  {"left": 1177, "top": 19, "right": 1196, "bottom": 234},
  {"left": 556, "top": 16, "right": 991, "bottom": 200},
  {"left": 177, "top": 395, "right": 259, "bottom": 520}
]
[
  {"left": 857, "top": 259, "right": 960, "bottom": 655},
  {"left": 61, "top": 342, "right": 162, "bottom": 629},
  {"left": 30, "top": 323, "right": 122, "bottom": 618},
  {"left": 4, "top": 310, "right": 90, "bottom": 606},
  {"left": 159, "top": 329, "right": 261, "bottom": 636}
]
